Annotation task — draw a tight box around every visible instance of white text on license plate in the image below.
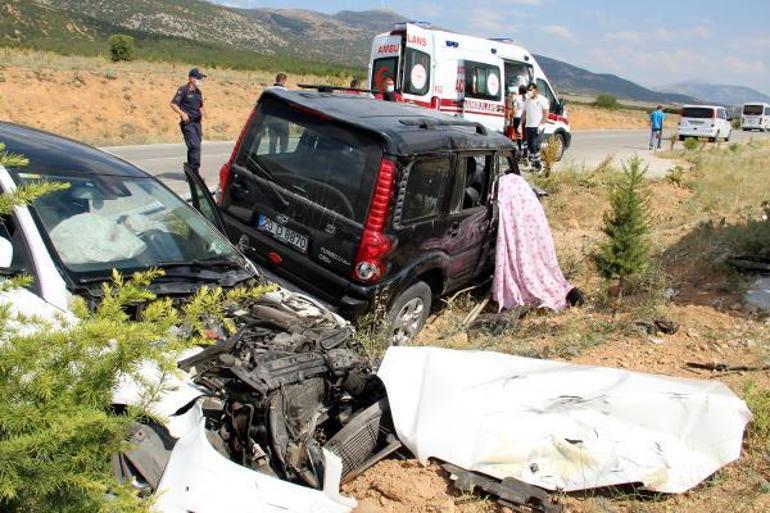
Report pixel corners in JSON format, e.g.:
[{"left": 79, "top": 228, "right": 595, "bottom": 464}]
[{"left": 258, "top": 215, "right": 308, "bottom": 253}]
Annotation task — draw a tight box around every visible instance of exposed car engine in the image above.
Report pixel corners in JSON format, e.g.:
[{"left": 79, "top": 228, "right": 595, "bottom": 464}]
[{"left": 176, "top": 292, "right": 391, "bottom": 488}]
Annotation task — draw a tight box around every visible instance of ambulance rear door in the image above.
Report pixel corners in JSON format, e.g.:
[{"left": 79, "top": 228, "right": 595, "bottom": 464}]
[
  {"left": 400, "top": 23, "right": 434, "bottom": 105},
  {"left": 370, "top": 32, "right": 402, "bottom": 92}
]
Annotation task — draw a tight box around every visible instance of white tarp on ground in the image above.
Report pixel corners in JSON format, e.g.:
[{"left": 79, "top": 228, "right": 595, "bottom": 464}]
[{"left": 378, "top": 346, "right": 752, "bottom": 493}]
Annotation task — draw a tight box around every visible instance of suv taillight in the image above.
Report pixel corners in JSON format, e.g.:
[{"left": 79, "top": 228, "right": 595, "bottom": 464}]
[
  {"left": 353, "top": 158, "right": 396, "bottom": 283},
  {"left": 217, "top": 108, "right": 257, "bottom": 205}
]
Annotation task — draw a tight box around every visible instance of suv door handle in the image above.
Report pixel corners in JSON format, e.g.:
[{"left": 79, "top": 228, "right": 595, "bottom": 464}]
[{"left": 448, "top": 222, "right": 460, "bottom": 237}]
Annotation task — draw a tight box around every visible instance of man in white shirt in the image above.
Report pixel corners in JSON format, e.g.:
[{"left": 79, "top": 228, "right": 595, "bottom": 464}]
[{"left": 521, "top": 83, "right": 550, "bottom": 170}]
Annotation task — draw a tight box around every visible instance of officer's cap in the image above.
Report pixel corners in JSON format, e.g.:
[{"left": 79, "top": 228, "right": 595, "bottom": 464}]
[{"left": 188, "top": 68, "right": 207, "bottom": 79}]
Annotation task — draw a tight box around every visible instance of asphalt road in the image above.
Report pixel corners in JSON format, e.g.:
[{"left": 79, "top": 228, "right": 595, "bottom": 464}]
[{"left": 104, "top": 128, "right": 767, "bottom": 192}]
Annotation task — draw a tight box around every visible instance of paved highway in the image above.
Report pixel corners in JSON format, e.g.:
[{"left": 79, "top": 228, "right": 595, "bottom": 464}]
[{"left": 104, "top": 128, "right": 766, "bottom": 192}]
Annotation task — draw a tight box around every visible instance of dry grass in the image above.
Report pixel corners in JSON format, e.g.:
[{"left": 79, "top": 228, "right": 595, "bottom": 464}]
[
  {"left": 405, "top": 139, "right": 770, "bottom": 513},
  {"left": 0, "top": 48, "right": 348, "bottom": 145}
]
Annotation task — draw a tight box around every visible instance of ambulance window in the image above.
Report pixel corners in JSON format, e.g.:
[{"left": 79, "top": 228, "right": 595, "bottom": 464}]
[
  {"left": 372, "top": 57, "right": 398, "bottom": 91},
  {"left": 464, "top": 61, "right": 501, "bottom": 101},
  {"left": 536, "top": 78, "right": 555, "bottom": 111},
  {"left": 504, "top": 62, "right": 533, "bottom": 90},
  {"left": 404, "top": 49, "right": 430, "bottom": 96}
]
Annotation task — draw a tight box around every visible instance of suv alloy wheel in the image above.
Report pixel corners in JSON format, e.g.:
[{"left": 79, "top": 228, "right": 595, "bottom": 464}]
[{"left": 384, "top": 281, "right": 432, "bottom": 345}]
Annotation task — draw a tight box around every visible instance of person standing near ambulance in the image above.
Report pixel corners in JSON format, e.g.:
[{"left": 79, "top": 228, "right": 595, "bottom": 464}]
[
  {"left": 521, "top": 83, "right": 549, "bottom": 170},
  {"left": 510, "top": 85, "right": 527, "bottom": 153},
  {"left": 376, "top": 77, "right": 403, "bottom": 102},
  {"left": 170, "top": 68, "right": 206, "bottom": 175}
]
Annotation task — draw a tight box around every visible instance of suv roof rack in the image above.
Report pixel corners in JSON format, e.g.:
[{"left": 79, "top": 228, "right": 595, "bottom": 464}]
[
  {"left": 297, "top": 84, "right": 378, "bottom": 94},
  {"left": 399, "top": 118, "right": 488, "bottom": 135}
]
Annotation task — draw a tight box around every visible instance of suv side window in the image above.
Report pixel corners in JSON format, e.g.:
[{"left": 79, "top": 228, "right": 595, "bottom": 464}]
[
  {"left": 401, "top": 157, "right": 451, "bottom": 223},
  {"left": 451, "top": 154, "right": 493, "bottom": 212}
]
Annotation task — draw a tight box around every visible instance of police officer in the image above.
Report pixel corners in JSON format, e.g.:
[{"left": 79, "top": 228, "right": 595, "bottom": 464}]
[{"left": 170, "top": 68, "right": 206, "bottom": 175}]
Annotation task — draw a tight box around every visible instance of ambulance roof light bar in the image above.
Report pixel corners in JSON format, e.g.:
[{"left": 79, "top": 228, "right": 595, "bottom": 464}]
[
  {"left": 391, "top": 21, "right": 432, "bottom": 32},
  {"left": 489, "top": 37, "right": 515, "bottom": 44}
]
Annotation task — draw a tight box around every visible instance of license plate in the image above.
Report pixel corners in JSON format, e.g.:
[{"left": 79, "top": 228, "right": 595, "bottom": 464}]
[{"left": 258, "top": 215, "right": 309, "bottom": 253}]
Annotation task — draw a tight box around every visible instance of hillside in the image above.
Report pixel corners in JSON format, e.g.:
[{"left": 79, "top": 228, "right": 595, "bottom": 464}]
[
  {"left": 0, "top": 1, "right": 727, "bottom": 105},
  {"left": 534, "top": 54, "right": 696, "bottom": 105},
  {"left": 235, "top": 8, "right": 401, "bottom": 65},
  {"left": 654, "top": 80, "right": 770, "bottom": 106}
]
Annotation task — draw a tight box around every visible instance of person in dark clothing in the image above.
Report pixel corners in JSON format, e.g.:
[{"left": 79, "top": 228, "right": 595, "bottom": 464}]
[
  {"left": 375, "top": 77, "right": 403, "bottom": 102},
  {"left": 170, "top": 68, "right": 206, "bottom": 175}
]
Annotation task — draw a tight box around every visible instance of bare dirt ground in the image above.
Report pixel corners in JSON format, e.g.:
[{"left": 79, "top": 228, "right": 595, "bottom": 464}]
[
  {"left": 0, "top": 50, "right": 344, "bottom": 145},
  {"left": 0, "top": 50, "right": 664, "bottom": 146},
  {"left": 567, "top": 103, "right": 680, "bottom": 131},
  {"left": 347, "top": 143, "right": 770, "bottom": 513}
]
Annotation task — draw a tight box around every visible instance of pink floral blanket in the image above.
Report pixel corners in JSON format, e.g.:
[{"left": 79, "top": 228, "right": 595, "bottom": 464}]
[{"left": 493, "top": 174, "right": 573, "bottom": 311}]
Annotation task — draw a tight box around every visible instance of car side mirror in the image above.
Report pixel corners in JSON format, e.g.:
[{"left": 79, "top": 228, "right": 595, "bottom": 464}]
[{"left": 0, "top": 236, "right": 13, "bottom": 269}]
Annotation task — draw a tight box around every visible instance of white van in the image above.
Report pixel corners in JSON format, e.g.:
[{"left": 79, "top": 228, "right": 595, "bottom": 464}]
[
  {"left": 678, "top": 105, "right": 732, "bottom": 142},
  {"left": 368, "top": 22, "right": 571, "bottom": 160},
  {"left": 741, "top": 103, "right": 770, "bottom": 131}
]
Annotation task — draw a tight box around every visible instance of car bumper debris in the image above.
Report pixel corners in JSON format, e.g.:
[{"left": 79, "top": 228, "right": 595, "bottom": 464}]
[{"left": 378, "top": 346, "right": 752, "bottom": 494}]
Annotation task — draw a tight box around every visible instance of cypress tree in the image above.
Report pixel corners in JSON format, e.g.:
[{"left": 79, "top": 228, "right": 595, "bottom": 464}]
[{"left": 594, "top": 156, "right": 651, "bottom": 289}]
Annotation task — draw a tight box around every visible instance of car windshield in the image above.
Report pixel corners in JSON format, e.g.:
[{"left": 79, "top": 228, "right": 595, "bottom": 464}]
[
  {"left": 682, "top": 107, "right": 715, "bottom": 119},
  {"left": 235, "top": 96, "right": 382, "bottom": 223},
  {"left": 743, "top": 105, "right": 764, "bottom": 115},
  {"left": 12, "top": 171, "right": 246, "bottom": 280}
]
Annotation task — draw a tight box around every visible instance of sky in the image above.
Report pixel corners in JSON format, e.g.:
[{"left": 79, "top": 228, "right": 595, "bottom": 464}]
[{"left": 213, "top": 0, "right": 770, "bottom": 94}]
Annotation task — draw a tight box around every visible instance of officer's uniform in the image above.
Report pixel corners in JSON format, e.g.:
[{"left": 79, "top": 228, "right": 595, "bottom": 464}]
[{"left": 171, "top": 83, "right": 204, "bottom": 173}]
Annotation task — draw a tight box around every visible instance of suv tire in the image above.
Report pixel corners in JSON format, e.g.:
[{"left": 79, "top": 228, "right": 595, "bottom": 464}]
[{"left": 384, "top": 281, "right": 432, "bottom": 345}]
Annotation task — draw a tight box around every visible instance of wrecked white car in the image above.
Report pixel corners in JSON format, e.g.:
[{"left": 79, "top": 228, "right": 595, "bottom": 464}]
[{"left": 0, "top": 123, "right": 753, "bottom": 512}]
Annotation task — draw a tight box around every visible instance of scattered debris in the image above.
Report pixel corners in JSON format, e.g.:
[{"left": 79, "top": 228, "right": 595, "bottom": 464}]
[
  {"left": 442, "top": 462, "right": 562, "bottom": 513},
  {"left": 663, "top": 287, "right": 680, "bottom": 300},
  {"left": 636, "top": 318, "right": 679, "bottom": 335},
  {"left": 685, "top": 361, "right": 770, "bottom": 374},
  {"left": 727, "top": 256, "right": 770, "bottom": 274},
  {"left": 379, "top": 346, "right": 751, "bottom": 494},
  {"left": 462, "top": 297, "right": 491, "bottom": 328}
]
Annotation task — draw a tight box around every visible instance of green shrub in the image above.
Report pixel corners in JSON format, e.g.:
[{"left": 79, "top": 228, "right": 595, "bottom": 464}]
[
  {"left": 666, "top": 165, "right": 686, "bottom": 187},
  {"left": 594, "top": 94, "right": 620, "bottom": 109},
  {"left": 594, "top": 157, "right": 651, "bottom": 288},
  {"left": 108, "top": 34, "right": 135, "bottom": 62},
  {"left": 0, "top": 148, "right": 271, "bottom": 511},
  {"left": 683, "top": 137, "right": 700, "bottom": 151},
  {"left": 743, "top": 381, "right": 770, "bottom": 451}
]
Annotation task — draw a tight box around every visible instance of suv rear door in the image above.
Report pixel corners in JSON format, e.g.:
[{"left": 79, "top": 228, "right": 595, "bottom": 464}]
[{"left": 218, "top": 96, "right": 383, "bottom": 303}]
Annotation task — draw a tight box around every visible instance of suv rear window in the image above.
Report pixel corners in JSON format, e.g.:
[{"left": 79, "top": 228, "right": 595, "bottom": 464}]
[
  {"left": 235, "top": 96, "right": 383, "bottom": 224},
  {"left": 743, "top": 105, "right": 764, "bottom": 115},
  {"left": 682, "top": 107, "right": 715, "bottom": 118}
]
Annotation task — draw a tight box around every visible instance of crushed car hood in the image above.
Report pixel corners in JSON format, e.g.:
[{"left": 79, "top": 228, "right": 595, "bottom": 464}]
[{"left": 378, "top": 346, "right": 752, "bottom": 494}]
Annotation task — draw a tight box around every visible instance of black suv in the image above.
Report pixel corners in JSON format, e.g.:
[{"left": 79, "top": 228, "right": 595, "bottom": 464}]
[{"left": 217, "top": 89, "right": 518, "bottom": 343}]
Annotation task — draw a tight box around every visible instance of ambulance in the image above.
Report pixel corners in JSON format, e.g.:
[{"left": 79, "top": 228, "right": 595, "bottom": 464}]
[{"left": 368, "top": 22, "right": 571, "bottom": 160}]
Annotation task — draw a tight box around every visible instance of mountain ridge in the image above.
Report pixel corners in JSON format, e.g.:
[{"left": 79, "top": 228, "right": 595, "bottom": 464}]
[
  {"left": 1, "top": 1, "right": 732, "bottom": 105},
  {"left": 654, "top": 80, "right": 770, "bottom": 106}
]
